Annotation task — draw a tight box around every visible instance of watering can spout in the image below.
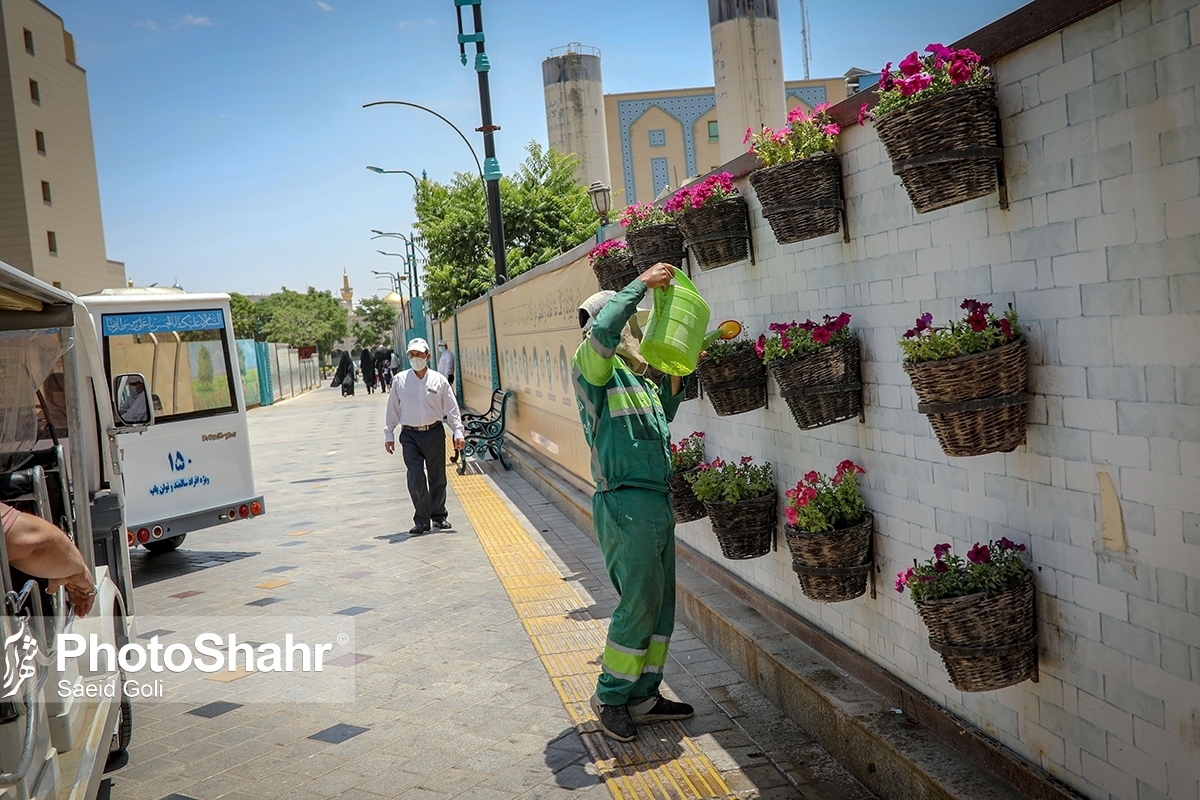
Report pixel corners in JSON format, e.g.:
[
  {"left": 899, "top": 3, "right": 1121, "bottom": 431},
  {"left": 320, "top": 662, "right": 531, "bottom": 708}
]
[{"left": 702, "top": 329, "right": 724, "bottom": 348}]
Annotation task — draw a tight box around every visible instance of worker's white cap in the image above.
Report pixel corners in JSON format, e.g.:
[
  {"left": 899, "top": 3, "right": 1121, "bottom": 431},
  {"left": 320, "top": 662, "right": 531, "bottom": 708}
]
[
  {"left": 578, "top": 291, "right": 616, "bottom": 331},
  {"left": 437, "top": 339, "right": 447, "bottom": 347},
  {"left": 406, "top": 338, "right": 431, "bottom": 355}
]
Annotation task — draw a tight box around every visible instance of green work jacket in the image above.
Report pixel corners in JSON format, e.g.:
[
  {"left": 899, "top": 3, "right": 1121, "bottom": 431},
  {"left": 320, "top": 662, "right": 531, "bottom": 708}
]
[{"left": 572, "top": 279, "right": 686, "bottom": 493}]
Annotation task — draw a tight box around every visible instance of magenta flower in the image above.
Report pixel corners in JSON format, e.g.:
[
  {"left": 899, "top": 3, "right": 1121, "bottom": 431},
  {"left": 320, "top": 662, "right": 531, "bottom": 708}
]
[
  {"left": 898, "top": 73, "right": 933, "bottom": 97},
  {"left": 948, "top": 58, "right": 973, "bottom": 85},
  {"left": 894, "top": 574, "right": 906, "bottom": 592},
  {"left": 754, "top": 334, "right": 766, "bottom": 359},
  {"left": 787, "top": 105, "right": 808, "bottom": 124},
  {"left": 857, "top": 103, "right": 870, "bottom": 126},
  {"left": 967, "top": 543, "right": 991, "bottom": 564},
  {"left": 968, "top": 312, "right": 988, "bottom": 332},
  {"left": 835, "top": 312, "right": 852, "bottom": 330},
  {"left": 812, "top": 327, "right": 832, "bottom": 345},
  {"left": 998, "top": 318, "right": 1013, "bottom": 339},
  {"left": 898, "top": 51, "right": 923, "bottom": 78},
  {"left": 822, "top": 123, "right": 840, "bottom": 137},
  {"left": 933, "top": 542, "right": 951, "bottom": 560},
  {"left": 779, "top": 333, "right": 791, "bottom": 352},
  {"left": 743, "top": 126, "right": 754, "bottom": 145},
  {"left": 934, "top": 560, "right": 949, "bottom": 573},
  {"left": 740, "top": 455, "right": 753, "bottom": 466}
]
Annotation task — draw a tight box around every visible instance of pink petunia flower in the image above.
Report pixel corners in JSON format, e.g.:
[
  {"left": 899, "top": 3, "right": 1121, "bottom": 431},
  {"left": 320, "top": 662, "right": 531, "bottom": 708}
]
[
  {"left": 755, "top": 334, "right": 766, "bottom": 359},
  {"left": 933, "top": 542, "right": 951, "bottom": 559},
  {"left": 743, "top": 127, "right": 754, "bottom": 145},
  {"left": 787, "top": 105, "right": 807, "bottom": 124},
  {"left": 898, "top": 51, "right": 923, "bottom": 77},
  {"left": 786, "top": 506, "right": 798, "bottom": 526},
  {"left": 804, "top": 471, "right": 820, "bottom": 484},
  {"left": 898, "top": 73, "right": 933, "bottom": 97},
  {"left": 812, "top": 327, "right": 832, "bottom": 345},
  {"left": 948, "top": 58, "right": 973, "bottom": 85},
  {"left": 857, "top": 103, "right": 870, "bottom": 126},
  {"left": 822, "top": 123, "right": 840, "bottom": 137}
]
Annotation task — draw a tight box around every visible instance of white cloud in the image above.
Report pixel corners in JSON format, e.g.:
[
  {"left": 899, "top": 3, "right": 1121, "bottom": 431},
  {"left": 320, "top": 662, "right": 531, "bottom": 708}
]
[
  {"left": 425, "top": 18, "right": 437, "bottom": 25},
  {"left": 316, "top": 2, "right": 333, "bottom": 10},
  {"left": 134, "top": 20, "right": 161, "bottom": 32},
  {"left": 397, "top": 20, "right": 414, "bottom": 29},
  {"left": 182, "top": 15, "right": 213, "bottom": 26}
]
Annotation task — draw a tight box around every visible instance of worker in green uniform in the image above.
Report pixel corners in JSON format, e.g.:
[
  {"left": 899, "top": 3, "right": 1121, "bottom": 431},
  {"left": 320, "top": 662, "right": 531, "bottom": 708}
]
[{"left": 572, "top": 262, "right": 695, "bottom": 742}]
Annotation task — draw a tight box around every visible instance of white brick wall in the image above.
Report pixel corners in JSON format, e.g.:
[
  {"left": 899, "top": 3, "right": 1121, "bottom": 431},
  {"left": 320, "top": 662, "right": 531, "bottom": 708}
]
[{"left": 668, "top": 3, "right": 1200, "bottom": 798}]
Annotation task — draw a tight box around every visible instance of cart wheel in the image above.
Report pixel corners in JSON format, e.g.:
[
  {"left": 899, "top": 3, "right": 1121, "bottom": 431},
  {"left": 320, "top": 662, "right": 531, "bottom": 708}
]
[
  {"left": 143, "top": 534, "right": 185, "bottom": 554},
  {"left": 109, "top": 673, "right": 132, "bottom": 757}
]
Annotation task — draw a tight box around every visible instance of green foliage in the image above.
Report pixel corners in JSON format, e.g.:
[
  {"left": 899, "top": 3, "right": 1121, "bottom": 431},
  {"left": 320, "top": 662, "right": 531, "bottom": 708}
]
[
  {"left": 670, "top": 431, "right": 706, "bottom": 472},
  {"left": 784, "top": 461, "right": 866, "bottom": 533},
  {"left": 898, "top": 300, "right": 1021, "bottom": 364},
  {"left": 758, "top": 313, "right": 852, "bottom": 364},
  {"left": 685, "top": 456, "right": 774, "bottom": 505},
  {"left": 352, "top": 296, "right": 398, "bottom": 350},
  {"left": 898, "top": 539, "right": 1031, "bottom": 602},
  {"left": 257, "top": 287, "right": 348, "bottom": 359},
  {"left": 414, "top": 142, "right": 600, "bottom": 319},
  {"left": 701, "top": 336, "right": 754, "bottom": 365},
  {"left": 229, "top": 292, "right": 261, "bottom": 340},
  {"left": 197, "top": 346, "right": 214, "bottom": 387},
  {"left": 746, "top": 104, "right": 840, "bottom": 167}
]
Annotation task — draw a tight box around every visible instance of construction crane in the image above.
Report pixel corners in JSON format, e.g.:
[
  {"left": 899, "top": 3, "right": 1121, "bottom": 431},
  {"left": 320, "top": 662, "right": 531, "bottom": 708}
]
[{"left": 799, "top": 0, "right": 812, "bottom": 80}]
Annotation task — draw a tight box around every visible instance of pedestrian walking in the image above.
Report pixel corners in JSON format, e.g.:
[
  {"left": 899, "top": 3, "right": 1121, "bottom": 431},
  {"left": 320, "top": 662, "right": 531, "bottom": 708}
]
[
  {"left": 333, "top": 351, "right": 355, "bottom": 396},
  {"left": 437, "top": 339, "right": 455, "bottom": 385},
  {"left": 383, "top": 338, "right": 465, "bottom": 535},
  {"left": 375, "top": 345, "right": 393, "bottom": 387},
  {"left": 360, "top": 347, "right": 377, "bottom": 395},
  {"left": 571, "top": 263, "right": 695, "bottom": 742}
]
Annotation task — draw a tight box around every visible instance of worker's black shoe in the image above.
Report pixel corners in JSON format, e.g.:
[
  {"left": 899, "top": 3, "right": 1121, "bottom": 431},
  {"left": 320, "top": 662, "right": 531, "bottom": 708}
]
[
  {"left": 433, "top": 519, "right": 453, "bottom": 530},
  {"left": 628, "top": 695, "right": 694, "bottom": 723},
  {"left": 590, "top": 694, "right": 636, "bottom": 742},
  {"left": 409, "top": 524, "right": 431, "bottom": 536}
]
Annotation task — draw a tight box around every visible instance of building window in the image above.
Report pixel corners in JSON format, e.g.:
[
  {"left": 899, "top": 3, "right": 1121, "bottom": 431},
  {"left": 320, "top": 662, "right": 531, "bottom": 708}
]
[
  {"left": 41, "top": 181, "right": 51, "bottom": 204},
  {"left": 648, "top": 129, "right": 666, "bottom": 148},
  {"left": 29, "top": 79, "right": 39, "bottom": 104},
  {"left": 707, "top": 120, "right": 719, "bottom": 142},
  {"left": 47, "top": 231, "right": 57, "bottom": 254},
  {"left": 23, "top": 29, "right": 34, "bottom": 55},
  {"left": 651, "top": 157, "right": 670, "bottom": 198},
  {"left": 35, "top": 130, "right": 45, "bottom": 155}
]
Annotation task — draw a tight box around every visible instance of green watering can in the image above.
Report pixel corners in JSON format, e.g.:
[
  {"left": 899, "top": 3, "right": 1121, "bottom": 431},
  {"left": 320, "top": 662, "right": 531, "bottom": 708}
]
[{"left": 642, "top": 272, "right": 737, "bottom": 376}]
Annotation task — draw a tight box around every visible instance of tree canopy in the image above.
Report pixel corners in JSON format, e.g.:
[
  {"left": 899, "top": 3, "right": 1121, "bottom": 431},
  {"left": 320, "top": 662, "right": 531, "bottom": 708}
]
[
  {"left": 352, "top": 295, "right": 398, "bottom": 350},
  {"left": 229, "top": 288, "right": 348, "bottom": 359},
  {"left": 414, "top": 142, "right": 599, "bottom": 319}
]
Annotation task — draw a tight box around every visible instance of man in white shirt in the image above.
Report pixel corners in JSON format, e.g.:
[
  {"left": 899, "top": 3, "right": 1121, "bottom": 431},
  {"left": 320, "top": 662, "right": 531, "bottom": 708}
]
[
  {"left": 383, "top": 338, "right": 465, "bottom": 535},
  {"left": 437, "top": 340, "right": 455, "bottom": 385}
]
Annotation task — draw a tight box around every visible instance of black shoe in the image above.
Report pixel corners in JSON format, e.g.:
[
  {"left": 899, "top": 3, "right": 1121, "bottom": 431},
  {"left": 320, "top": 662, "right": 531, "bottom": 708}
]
[
  {"left": 589, "top": 694, "right": 636, "bottom": 742},
  {"left": 409, "top": 525, "right": 431, "bottom": 535},
  {"left": 628, "top": 695, "right": 694, "bottom": 723},
  {"left": 433, "top": 519, "right": 452, "bottom": 530}
]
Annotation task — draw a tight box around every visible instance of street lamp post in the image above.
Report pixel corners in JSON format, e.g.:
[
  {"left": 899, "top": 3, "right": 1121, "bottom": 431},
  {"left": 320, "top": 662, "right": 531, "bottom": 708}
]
[
  {"left": 455, "top": 0, "right": 507, "bottom": 285},
  {"left": 588, "top": 181, "right": 612, "bottom": 243}
]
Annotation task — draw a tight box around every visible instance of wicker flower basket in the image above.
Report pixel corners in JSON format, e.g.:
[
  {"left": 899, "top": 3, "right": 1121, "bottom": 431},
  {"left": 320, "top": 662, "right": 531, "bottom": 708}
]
[
  {"left": 626, "top": 222, "right": 686, "bottom": 270},
  {"left": 644, "top": 367, "right": 699, "bottom": 401},
  {"left": 591, "top": 251, "right": 640, "bottom": 292},
  {"left": 903, "top": 337, "right": 1028, "bottom": 458},
  {"left": 873, "top": 83, "right": 1002, "bottom": 214},
  {"left": 767, "top": 337, "right": 862, "bottom": 430},
  {"left": 676, "top": 197, "right": 750, "bottom": 271},
  {"left": 784, "top": 513, "right": 873, "bottom": 603},
  {"left": 703, "top": 491, "right": 775, "bottom": 560},
  {"left": 748, "top": 152, "right": 844, "bottom": 244},
  {"left": 697, "top": 349, "right": 766, "bottom": 416},
  {"left": 669, "top": 469, "right": 706, "bottom": 524},
  {"left": 914, "top": 572, "right": 1038, "bottom": 692}
]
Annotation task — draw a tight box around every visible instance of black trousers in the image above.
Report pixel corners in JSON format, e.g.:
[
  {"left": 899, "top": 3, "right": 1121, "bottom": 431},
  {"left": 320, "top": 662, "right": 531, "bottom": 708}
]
[{"left": 400, "top": 426, "right": 447, "bottom": 528}]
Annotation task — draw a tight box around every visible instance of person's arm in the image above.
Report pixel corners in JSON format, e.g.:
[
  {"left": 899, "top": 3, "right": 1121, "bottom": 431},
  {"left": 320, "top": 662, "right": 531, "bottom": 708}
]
[
  {"left": 5, "top": 509, "right": 95, "bottom": 616},
  {"left": 576, "top": 263, "right": 675, "bottom": 387},
  {"left": 442, "top": 381, "right": 465, "bottom": 448},
  {"left": 383, "top": 378, "right": 401, "bottom": 453}
]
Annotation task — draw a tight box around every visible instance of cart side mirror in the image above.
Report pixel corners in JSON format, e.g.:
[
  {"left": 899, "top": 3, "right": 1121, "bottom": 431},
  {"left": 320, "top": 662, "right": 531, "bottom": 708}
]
[{"left": 113, "top": 374, "right": 154, "bottom": 427}]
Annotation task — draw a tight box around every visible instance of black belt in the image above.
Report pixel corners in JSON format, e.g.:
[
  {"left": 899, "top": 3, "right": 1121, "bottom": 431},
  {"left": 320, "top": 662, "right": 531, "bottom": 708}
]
[{"left": 405, "top": 422, "right": 441, "bottom": 432}]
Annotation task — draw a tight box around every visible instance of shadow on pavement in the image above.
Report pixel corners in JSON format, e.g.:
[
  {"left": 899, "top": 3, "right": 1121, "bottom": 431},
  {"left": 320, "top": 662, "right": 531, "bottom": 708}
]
[
  {"left": 130, "top": 549, "right": 258, "bottom": 587},
  {"left": 544, "top": 727, "right": 603, "bottom": 791}
]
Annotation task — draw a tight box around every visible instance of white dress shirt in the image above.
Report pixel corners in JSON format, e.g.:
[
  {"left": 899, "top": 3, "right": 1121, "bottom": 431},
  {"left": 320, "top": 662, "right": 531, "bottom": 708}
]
[
  {"left": 383, "top": 368, "right": 464, "bottom": 443},
  {"left": 437, "top": 348, "right": 455, "bottom": 379}
]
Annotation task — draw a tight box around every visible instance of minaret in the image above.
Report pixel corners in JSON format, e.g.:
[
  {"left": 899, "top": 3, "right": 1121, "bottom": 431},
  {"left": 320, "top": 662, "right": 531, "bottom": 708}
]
[
  {"left": 340, "top": 269, "right": 353, "bottom": 309},
  {"left": 710, "top": 0, "right": 787, "bottom": 163},
  {"left": 543, "top": 44, "right": 610, "bottom": 188}
]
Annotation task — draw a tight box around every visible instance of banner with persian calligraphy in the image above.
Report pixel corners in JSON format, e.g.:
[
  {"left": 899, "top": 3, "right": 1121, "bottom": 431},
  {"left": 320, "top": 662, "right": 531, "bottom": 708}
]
[{"left": 455, "top": 300, "right": 493, "bottom": 415}]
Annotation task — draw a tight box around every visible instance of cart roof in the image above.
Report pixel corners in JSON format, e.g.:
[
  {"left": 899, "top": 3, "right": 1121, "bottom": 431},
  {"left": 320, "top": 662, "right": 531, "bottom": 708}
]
[{"left": 0, "top": 261, "right": 76, "bottom": 329}]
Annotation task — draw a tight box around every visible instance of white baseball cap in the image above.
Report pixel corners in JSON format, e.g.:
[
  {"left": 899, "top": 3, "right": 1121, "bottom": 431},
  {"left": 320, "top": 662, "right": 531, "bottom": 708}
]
[{"left": 406, "top": 338, "right": 430, "bottom": 355}]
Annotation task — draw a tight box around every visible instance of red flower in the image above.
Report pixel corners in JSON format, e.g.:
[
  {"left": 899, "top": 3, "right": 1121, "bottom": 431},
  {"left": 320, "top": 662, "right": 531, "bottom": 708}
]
[
  {"left": 836, "top": 459, "right": 865, "bottom": 476},
  {"left": 967, "top": 543, "right": 991, "bottom": 564},
  {"left": 755, "top": 333, "right": 766, "bottom": 359},
  {"left": 968, "top": 312, "right": 988, "bottom": 332},
  {"left": 898, "top": 51, "right": 923, "bottom": 77},
  {"left": 933, "top": 542, "right": 951, "bottom": 559},
  {"left": 740, "top": 455, "right": 753, "bottom": 465},
  {"left": 948, "top": 57, "right": 973, "bottom": 85},
  {"left": 812, "top": 327, "right": 832, "bottom": 345},
  {"left": 934, "top": 560, "right": 949, "bottom": 573},
  {"left": 804, "top": 471, "right": 819, "bottom": 484},
  {"left": 998, "top": 318, "right": 1013, "bottom": 339}
]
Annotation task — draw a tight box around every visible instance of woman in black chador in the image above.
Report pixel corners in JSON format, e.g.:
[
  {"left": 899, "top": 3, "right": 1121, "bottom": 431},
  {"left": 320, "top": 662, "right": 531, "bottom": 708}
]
[
  {"left": 332, "top": 351, "right": 355, "bottom": 396},
  {"left": 360, "top": 347, "right": 377, "bottom": 394}
]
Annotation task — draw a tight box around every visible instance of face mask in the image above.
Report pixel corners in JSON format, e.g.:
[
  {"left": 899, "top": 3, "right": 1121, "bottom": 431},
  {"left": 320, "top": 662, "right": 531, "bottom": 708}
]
[{"left": 410, "top": 356, "right": 428, "bottom": 371}]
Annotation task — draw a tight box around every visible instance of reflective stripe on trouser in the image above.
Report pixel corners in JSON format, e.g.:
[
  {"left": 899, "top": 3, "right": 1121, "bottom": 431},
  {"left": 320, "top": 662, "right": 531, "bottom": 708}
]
[{"left": 593, "top": 486, "right": 676, "bottom": 707}]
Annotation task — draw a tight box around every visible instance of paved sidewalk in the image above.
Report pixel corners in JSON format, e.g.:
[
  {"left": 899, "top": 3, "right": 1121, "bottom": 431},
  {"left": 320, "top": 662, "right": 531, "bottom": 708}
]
[{"left": 104, "top": 385, "right": 872, "bottom": 799}]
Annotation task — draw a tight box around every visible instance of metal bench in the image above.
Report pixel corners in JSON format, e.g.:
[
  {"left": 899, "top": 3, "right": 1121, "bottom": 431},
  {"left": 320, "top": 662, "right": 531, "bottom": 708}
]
[{"left": 456, "top": 389, "right": 513, "bottom": 474}]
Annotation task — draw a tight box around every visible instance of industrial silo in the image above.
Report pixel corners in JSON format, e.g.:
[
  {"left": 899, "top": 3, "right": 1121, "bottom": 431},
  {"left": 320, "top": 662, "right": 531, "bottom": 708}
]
[
  {"left": 709, "top": 0, "right": 786, "bottom": 163},
  {"left": 542, "top": 44, "right": 611, "bottom": 188}
]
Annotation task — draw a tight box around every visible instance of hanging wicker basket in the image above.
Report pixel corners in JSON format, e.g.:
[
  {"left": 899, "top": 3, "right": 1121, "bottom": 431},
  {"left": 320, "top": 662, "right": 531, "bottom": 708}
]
[
  {"left": 767, "top": 336, "right": 862, "bottom": 430},
  {"left": 903, "top": 337, "right": 1028, "bottom": 458},
  {"left": 784, "top": 513, "right": 873, "bottom": 603},
  {"left": 669, "top": 469, "right": 706, "bottom": 524},
  {"left": 626, "top": 222, "right": 686, "bottom": 270},
  {"left": 591, "top": 251, "right": 640, "bottom": 292},
  {"left": 914, "top": 572, "right": 1038, "bottom": 692},
  {"left": 748, "top": 152, "right": 844, "bottom": 244},
  {"left": 676, "top": 197, "right": 750, "bottom": 271},
  {"left": 697, "top": 348, "right": 766, "bottom": 416},
  {"left": 703, "top": 491, "right": 775, "bottom": 560},
  {"left": 644, "top": 367, "right": 699, "bottom": 401},
  {"left": 873, "top": 82, "right": 1002, "bottom": 214}
]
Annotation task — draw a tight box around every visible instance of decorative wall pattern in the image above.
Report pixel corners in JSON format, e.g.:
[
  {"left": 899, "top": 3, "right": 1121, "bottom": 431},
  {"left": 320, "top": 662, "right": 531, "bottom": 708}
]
[{"left": 617, "top": 94, "right": 717, "bottom": 202}]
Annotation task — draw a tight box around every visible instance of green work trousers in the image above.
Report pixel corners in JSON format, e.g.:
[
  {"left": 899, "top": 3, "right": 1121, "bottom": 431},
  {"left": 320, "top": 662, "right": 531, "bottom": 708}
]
[{"left": 593, "top": 486, "right": 676, "bottom": 707}]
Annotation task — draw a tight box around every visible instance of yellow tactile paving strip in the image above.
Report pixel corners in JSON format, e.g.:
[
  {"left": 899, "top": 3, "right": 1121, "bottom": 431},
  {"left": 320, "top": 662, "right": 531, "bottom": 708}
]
[{"left": 448, "top": 468, "right": 737, "bottom": 800}]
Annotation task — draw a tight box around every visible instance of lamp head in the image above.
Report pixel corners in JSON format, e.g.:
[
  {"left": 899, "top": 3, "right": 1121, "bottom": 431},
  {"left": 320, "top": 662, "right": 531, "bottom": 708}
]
[
  {"left": 366, "top": 166, "right": 385, "bottom": 173},
  {"left": 587, "top": 181, "right": 612, "bottom": 217}
]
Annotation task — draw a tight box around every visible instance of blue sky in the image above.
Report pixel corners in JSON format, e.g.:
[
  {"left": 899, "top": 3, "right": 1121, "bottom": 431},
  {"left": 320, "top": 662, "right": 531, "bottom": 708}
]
[{"left": 53, "top": 0, "right": 1025, "bottom": 299}]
